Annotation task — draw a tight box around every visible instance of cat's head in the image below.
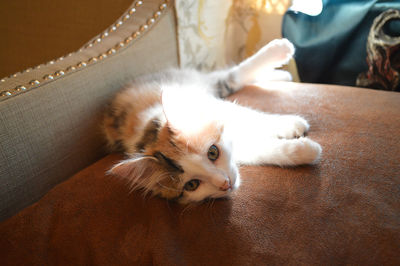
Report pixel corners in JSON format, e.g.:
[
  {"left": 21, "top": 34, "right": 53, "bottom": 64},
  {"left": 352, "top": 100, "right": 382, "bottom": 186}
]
[{"left": 109, "top": 87, "right": 240, "bottom": 204}]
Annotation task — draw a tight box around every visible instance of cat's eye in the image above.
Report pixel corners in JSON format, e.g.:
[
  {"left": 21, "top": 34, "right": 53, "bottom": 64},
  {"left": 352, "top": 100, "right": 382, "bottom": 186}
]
[
  {"left": 207, "top": 145, "right": 219, "bottom": 161},
  {"left": 184, "top": 179, "right": 200, "bottom": 191}
]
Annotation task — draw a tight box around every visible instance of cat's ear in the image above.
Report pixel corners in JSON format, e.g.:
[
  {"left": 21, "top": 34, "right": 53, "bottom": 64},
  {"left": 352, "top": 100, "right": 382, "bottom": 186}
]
[
  {"left": 108, "top": 156, "right": 163, "bottom": 192},
  {"left": 161, "top": 87, "right": 219, "bottom": 135}
]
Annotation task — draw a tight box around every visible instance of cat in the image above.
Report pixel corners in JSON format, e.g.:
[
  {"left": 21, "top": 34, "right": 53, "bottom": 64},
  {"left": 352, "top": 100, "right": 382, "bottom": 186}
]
[{"left": 103, "top": 38, "right": 322, "bottom": 204}]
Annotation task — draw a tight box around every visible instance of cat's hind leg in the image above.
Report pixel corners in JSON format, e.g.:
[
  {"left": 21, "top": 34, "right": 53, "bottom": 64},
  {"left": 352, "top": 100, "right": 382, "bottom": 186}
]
[
  {"left": 208, "top": 39, "right": 295, "bottom": 98},
  {"left": 231, "top": 38, "right": 295, "bottom": 87}
]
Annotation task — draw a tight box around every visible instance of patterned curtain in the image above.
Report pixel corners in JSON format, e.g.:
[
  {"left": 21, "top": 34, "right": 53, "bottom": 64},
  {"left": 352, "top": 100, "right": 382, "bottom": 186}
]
[{"left": 175, "top": 0, "right": 292, "bottom": 71}]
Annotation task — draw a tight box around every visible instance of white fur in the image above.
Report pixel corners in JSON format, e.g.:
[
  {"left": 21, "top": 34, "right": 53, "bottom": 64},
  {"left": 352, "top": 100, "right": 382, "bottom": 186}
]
[{"left": 187, "top": 93, "right": 322, "bottom": 167}]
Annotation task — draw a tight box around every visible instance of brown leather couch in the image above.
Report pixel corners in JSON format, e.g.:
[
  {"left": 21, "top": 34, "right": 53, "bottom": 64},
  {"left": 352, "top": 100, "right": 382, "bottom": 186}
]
[{"left": 1, "top": 0, "right": 399, "bottom": 265}]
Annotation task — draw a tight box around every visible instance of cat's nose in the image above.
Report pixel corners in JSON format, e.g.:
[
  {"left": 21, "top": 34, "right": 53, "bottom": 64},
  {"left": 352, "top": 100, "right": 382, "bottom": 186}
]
[{"left": 219, "top": 180, "right": 232, "bottom": 191}]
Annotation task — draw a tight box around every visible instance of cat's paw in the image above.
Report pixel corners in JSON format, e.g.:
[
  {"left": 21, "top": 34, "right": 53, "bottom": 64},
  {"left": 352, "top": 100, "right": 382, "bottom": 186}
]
[
  {"left": 284, "top": 138, "right": 322, "bottom": 165},
  {"left": 261, "top": 38, "right": 295, "bottom": 67},
  {"left": 275, "top": 115, "right": 310, "bottom": 139},
  {"left": 268, "top": 38, "right": 295, "bottom": 57}
]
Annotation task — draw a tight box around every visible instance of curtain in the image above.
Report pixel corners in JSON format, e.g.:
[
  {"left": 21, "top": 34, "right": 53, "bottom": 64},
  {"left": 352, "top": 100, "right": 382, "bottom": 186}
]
[{"left": 175, "top": 0, "right": 292, "bottom": 71}]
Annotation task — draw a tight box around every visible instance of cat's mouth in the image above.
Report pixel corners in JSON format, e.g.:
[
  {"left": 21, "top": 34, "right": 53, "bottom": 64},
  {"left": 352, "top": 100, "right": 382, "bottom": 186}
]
[
  {"left": 213, "top": 178, "right": 238, "bottom": 198},
  {"left": 210, "top": 187, "right": 236, "bottom": 200},
  {"left": 219, "top": 179, "right": 232, "bottom": 191}
]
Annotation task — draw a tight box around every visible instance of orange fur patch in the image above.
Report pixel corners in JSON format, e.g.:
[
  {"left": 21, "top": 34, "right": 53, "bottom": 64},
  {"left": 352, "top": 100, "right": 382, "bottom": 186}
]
[
  {"left": 173, "top": 121, "right": 223, "bottom": 154},
  {"left": 120, "top": 89, "right": 160, "bottom": 148},
  {"left": 103, "top": 85, "right": 161, "bottom": 152},
  {"left": 147, "top": 126, "right": 184, "bottom": 160}
]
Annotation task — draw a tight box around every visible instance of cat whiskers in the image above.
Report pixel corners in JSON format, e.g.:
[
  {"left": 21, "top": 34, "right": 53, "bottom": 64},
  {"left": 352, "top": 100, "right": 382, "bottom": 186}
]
[
  {"left": 156, "top": 182, "right": 182, "bottom": 193},
  {"left": 154, "top": 172, "right": 182, "bottom": 192},
  {"left": 207, "top": 198, "right": 217, "bottom": 226},
  {"left": 180, "top": 201, "right": 201, "bottom": 216}
]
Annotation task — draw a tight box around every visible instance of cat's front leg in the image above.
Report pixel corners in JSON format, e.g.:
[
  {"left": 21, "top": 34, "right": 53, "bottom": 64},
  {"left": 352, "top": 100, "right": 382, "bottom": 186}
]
[
  {"left": 223, "top": 102, "right": 310, "bottom": 139},
  {"left": 274, "top": 137, "right": 322, "bottom": 166},
  {"left": 266, "top": 114, "right": 310, "bottom": 139},
  {"left": 234, "top": 137, "right": 322, "bottom": 166},
  {"left": 221, "top": 102, "right": 321, "bottom": 166}
]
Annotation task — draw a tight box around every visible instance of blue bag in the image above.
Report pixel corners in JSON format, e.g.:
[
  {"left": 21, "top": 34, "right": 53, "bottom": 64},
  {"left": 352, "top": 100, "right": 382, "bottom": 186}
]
[{"left": 282, "top": 0, "right": 400, "bottom": 90}]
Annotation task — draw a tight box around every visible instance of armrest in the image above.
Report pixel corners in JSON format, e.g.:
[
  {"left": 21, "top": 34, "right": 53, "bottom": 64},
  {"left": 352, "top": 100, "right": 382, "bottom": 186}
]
[{"left": 0, "top": 0, "right": 177, "bottom": 221}]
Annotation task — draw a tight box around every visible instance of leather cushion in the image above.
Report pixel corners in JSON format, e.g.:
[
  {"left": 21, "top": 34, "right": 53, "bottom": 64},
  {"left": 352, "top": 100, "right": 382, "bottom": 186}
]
[{"left": 1, "top": 82, "right": 399, "bottom": 265}]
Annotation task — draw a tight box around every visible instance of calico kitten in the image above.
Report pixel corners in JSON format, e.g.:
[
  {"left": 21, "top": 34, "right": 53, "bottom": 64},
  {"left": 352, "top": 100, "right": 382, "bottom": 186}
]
[{"left": 103, "top": 39, "right": 322, "bottom": 204}]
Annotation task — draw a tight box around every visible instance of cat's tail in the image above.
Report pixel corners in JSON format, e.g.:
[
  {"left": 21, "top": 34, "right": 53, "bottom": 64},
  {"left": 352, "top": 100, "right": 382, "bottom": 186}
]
[{"left": 211, "top": 38, "right": 295, "bottom": 98}]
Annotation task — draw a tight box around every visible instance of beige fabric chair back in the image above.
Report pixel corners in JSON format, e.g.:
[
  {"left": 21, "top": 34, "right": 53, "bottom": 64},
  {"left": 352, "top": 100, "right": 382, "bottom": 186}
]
[{"left": 0, "top": 0, "right": 178, "bottom": 221}]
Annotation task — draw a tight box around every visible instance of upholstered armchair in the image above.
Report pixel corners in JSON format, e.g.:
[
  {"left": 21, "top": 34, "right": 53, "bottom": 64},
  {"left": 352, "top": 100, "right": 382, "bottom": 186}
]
[
  {"left": 1, "top": 0, "right": 399, "bottom": 265},
  {"left": 1, "top": 0, "right": 178, "bottom": 219}
]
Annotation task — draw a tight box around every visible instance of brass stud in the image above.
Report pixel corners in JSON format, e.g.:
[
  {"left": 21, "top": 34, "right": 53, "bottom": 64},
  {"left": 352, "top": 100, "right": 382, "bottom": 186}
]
[
  {"left": 159, "top": 3, "right": 167, "bottom": 10},
  {"left": 147, "top": 18, "right": 155, "bottom": 25},
  {"left": 101, "top": 32, "right": 108, "bottom": 39},
  {"left": 65, "top": 66, "right": 76, "bottom": 72},
  {"left": 123, "top": 14, "right": 130, "bottom": 21},
  {"left": 107, "top": 48, "right": 116, "bottom": 55},
  {"left": 115, "top": 42, "right": 124, "bottom": 50},
  {"left": 88, "top": 57, "right": 98, "bottom": 63},
  {"left": 49, "top": 60, "right": 55, "bottom": 65},
  {"left": 93, "top": 38, "right": 101, "bottom": 44},
  {"left": 115, "top": 21, "right": 123, "bottom": 28},
  {"left": 132, "top": 31, "right": 140, "bottom": 38},
  {"left": 1, "top": 91, "right": 12, "bottom": 97},
  {"left": 43, "top": 74, "right": 54, "bottom": 80},
  {"left": 98, "top": 53, "right": 107, "bottom": 60},
  {"left": 129, "top": 8, "right": 136, "bottom": 15},
  {"left": 124, "top": 36, "right": 133, "bottom": 45},
  {"left": 154, "top": 11, "right": 161, "bottom": 18},
  {"left": 29, "top": 79, "right": 40, "bottom": 85},
  {"left": 77, "top": 62, "right": 87, "bottom": 68},
  {"left": 140, "top": 25, "right": 148, "bottom": 32},
  {"left": 0, "top": 79, "right": 5, "bottom": 82},
  {"left": 135, "top": 1, "right": 143, "bottom": 7},
  {"left": 55, "top": 70, "right": 65, "bottom": 76},
  {"left": 15, "top": 85, "right": 26, "bottom": 92},
  {"left": 109, "top": 26, "right": 117, "bottom": 32}
]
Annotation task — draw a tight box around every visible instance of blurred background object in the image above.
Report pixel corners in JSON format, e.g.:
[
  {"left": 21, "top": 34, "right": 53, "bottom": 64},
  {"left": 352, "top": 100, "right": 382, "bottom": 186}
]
[
  {"left": 0, "top": 0, "right": 132, "bottom": 79},
  {"left": 283, "top": 0, "right": 400, "bottom": 91}
]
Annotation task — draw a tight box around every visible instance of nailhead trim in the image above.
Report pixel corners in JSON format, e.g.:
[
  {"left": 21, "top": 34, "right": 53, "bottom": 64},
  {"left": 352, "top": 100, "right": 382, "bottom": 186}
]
[
  {"left": 43, "top": 74, "right": 54, "bottom": 80},
  {"left": 1, "top": 0, "right": 171, "bottom": 99},
  {"left": 29, "top": 79, "right": 40, "bottom": 85}
]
